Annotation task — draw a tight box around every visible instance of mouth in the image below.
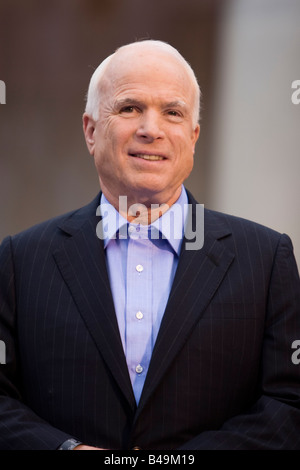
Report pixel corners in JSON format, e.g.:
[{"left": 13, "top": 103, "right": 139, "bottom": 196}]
[{"left": 129, "top": 152, "right": 166, "bottom": 161}]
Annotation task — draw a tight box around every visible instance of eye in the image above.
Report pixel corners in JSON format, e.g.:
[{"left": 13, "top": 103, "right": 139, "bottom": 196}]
[
  {"left": 120, "top": 106, "right": 135, "bottom": 113},
  {"left": 166, "top": 109, "right": 184, "bottom": 121},
  {"left": 119, "top": 105, "right": 141, "bottom": 115},
  {"left": 168, "top": 110, "right": 180, "bottom": 116}
]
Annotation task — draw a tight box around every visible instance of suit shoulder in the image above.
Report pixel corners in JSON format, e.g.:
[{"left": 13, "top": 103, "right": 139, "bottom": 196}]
[
  {"left": 204, "top": 207, "right": 287, "bottom": 246},
  {"left": 9, "top": 209, "right": 79, "bottom": 243},
  {"left": 186, "top": 189, "right": 283, "bottom": 244},
  {"left": 203, "top": 208, "right": 298, "bottom": 271},
  {"left": 4, "top": 194, "right": 100, "bottom": 248}
]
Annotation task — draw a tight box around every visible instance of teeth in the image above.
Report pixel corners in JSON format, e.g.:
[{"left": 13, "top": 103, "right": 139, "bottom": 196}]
[{"left": 135, "top": 154, "right": 164, "bottom": 161}]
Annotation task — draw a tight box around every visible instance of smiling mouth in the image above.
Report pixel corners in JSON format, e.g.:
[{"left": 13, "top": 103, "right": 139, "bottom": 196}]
[{"left": 130, "top": 153, "right": 165, "bottom": 161}]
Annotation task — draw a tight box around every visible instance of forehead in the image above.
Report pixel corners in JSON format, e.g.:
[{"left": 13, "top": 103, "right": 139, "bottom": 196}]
[{"left": 101, "top": 48, "right": 195, "bottom": 105}]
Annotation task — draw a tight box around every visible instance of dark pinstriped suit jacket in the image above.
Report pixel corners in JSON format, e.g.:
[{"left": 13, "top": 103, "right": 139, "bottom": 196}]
[{"left": 0, "top": 190, "right": 300, "bottom": 450}]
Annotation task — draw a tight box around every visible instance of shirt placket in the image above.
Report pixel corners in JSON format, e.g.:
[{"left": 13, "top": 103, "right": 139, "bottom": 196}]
[{"left": 126, "top": 228, "right": 153, "bottom": 402}]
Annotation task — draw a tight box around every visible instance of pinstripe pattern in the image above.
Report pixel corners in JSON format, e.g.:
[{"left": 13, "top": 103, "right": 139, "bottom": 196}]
[{"left": 0, "top": 191, "right": 300, "bottom": 449}]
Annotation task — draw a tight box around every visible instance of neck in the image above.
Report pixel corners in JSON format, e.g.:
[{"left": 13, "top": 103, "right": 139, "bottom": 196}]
[{"left": 101, "top": 186, "right": 182, "bottom": 225}]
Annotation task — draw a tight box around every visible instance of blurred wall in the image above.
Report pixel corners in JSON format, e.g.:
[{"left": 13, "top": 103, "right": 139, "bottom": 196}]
[
  {"left": 0, "top": 0, "right": 220, "bottom": 236},
  {"left": 0, "top": 0, "right": 299, "bottom": 268},
  {"left": 206, "top": 0, "right": 300, "bottom": 267}
]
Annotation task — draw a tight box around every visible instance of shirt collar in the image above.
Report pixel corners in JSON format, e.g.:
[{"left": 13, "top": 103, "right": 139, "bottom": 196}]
[{"left": 100, "top": 186, "right": 188, "bottom": 256}]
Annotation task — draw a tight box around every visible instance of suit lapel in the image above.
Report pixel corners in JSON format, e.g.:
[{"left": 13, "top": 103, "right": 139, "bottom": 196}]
[
  {"left": 52, "top": 195, "right": 136, "bottom": 412},
  {"left": 136, "top": 196, "right": 235, "bottom": 415}
]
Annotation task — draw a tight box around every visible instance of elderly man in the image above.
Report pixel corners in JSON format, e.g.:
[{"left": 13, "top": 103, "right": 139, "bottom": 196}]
[{"left": 0, "top": 40, "right": 300, "bottom": 450}]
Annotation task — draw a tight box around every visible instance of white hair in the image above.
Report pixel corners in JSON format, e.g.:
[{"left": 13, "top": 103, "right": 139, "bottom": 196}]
[{"left": 85, "top": 40, "right": 201, "bottom": 127}]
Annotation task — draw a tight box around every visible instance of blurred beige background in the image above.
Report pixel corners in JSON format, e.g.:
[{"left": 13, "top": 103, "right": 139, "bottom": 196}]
[{"left": 0, "top": 0, "right": 299, "bottom": 267}]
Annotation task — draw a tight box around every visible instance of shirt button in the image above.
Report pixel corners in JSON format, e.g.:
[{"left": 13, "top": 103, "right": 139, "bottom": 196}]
[
  {"left": 136, "top": 311, "right": 143, "bottom": 320},
  {"left": 135, "top": 364, "right": 143, "bottom": 374},
  {"left": 136, "top": 264, "right": 143, "bottom": 273},
  {"left": 128, "top": 225, "right": 135, "bottom": 233}
]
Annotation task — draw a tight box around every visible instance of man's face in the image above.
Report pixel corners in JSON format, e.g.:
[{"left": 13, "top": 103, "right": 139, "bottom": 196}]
[{"left": 83, "top": 47, "right": 200, "bottom": 207}]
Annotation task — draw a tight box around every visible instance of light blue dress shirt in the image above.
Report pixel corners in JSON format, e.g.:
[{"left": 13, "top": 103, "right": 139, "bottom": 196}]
[{"left": 100, "top": 187, "right": 188, "bottom": 404}]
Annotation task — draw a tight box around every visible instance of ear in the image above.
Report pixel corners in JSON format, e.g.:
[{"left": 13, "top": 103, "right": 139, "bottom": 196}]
[
  {"left": 82, "top": 113, "right": 96, "bottom": 155},
  {"left": 191, "top": 124, "right": 200, "bottom": 152}
]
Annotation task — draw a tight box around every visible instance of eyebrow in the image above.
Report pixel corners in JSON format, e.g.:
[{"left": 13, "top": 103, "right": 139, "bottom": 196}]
[
  {"left": 114, "top": 98, "right": 188, "bottom": 111},
  {"left": 164, "top": 100, "right": 187, "bottom": 109},
  {"left": 114, "top": 98, "right": 142, "bottom": 109}
]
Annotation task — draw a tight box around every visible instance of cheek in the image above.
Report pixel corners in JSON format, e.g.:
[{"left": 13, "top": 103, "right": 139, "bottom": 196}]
[
  {"left": 174, "top": 137, "right": 195, "bottom": 175},
  {"left": 94, "top": 125, "right": 118, "bottom": 160},
  {"left": 175, "top": 133, "right": 196, "bottom": 160},
  {"left": 93, "top": 126, "right": 128, "bottom": 175},
  {"left": 102, "top": 116, "right": 135, "bottom": 143},
  {"left": 182, "top": 154, "right": 194, "bottom": 177}
]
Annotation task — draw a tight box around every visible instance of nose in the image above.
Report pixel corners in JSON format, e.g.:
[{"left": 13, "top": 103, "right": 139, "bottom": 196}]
[{"left": 135, "top": 110, "right": 164, "bottom": 142}]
